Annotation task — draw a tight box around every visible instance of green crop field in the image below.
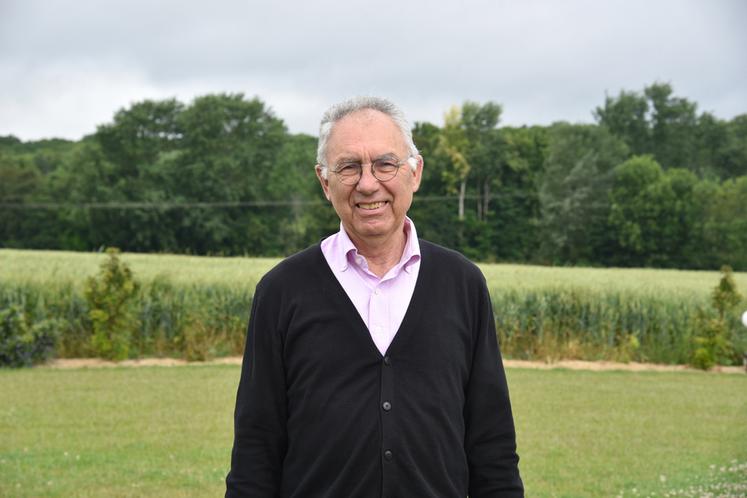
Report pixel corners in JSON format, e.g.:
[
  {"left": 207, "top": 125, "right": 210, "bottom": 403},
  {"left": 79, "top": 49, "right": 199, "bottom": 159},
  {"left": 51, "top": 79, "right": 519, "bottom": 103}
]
[
  {"left": 3, "top": 249, "right": 745, "bottom": 296},
  {"left": 0, "top": 249, "right": 279, "bottom": 289},
  {"left": 2, "top": 248, "right": 747, "bottom": 366},
  {"left": 0, "top": 364, "right": 745, "bottom": 497}
]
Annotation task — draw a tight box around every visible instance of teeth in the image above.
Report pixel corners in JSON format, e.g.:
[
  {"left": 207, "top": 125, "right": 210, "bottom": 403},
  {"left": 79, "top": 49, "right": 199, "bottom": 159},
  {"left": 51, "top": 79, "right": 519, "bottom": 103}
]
[{"left": 358, "top": 201, "right": 385, "bottom": 209}]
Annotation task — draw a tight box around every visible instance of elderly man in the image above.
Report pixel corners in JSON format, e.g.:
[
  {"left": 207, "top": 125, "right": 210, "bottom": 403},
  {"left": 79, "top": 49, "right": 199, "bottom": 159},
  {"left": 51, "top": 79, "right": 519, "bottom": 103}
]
[{"left": 226, "top": 97, "right": 523, "bottom": 497}]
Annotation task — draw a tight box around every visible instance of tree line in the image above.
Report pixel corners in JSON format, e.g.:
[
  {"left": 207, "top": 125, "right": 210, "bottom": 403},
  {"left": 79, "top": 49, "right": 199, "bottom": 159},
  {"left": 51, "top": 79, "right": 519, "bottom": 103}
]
[{"left": 1, "top": 83, "right": 746, "bottom": 269}]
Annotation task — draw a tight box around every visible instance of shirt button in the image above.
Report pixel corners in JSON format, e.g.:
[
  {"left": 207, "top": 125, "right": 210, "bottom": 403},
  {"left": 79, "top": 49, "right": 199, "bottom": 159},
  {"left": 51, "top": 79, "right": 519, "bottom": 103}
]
[
  {"left": 373, "top": 288, "right": 380, "bottom": 295},
  {"left": 383, "top": 356, "right": 391, "bottom": 366},
  {"left": 384, "top": 449, "right": 393, "bottom": 461},
  {"left": 382, "top": 401, "right": 392, "bottom": 411}
]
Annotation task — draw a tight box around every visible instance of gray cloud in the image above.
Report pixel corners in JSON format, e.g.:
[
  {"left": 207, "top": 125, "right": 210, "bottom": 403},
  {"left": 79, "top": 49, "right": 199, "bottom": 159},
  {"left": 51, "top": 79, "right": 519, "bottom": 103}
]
[{"left": 1, "top": 0, "right": 745, "bottom": 140}]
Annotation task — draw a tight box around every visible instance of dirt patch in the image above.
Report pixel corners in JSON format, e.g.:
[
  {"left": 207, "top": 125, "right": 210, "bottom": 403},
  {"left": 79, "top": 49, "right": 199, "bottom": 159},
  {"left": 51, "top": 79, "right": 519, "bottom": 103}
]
[
  {"left": 43, "top": 357, "right": 243, "bottom": 369},
  {"left": 42, "top": 356, "right": 744, "bottom": 374},
  {"left": 502, "top": 359, "right": 744, "bottom": 374}
]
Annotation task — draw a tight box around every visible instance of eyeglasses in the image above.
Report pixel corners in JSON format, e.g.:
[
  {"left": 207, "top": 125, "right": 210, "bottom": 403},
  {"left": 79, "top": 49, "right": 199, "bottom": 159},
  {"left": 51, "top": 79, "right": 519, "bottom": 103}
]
[{"left": 330, "top": 156, "right": 411, "bottom": 185}]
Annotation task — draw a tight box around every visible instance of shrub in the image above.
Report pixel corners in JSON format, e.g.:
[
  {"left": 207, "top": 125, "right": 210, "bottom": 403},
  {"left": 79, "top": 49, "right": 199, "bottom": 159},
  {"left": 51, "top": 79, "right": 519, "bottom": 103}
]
[
  {"left": 0, "top": 304, "right": 58, "bottom": 368},
  {"left": 691, "top": 314, "right": 731, "bottom": 370},
  {"left": 712, "top": 266, "right": 743, "bottom": 319},
  {"left": 691, "top": 266, "right": 744, "bottom": 370},
  {"left": 84, "top": 248, "right": 140, "bottom": 360}
]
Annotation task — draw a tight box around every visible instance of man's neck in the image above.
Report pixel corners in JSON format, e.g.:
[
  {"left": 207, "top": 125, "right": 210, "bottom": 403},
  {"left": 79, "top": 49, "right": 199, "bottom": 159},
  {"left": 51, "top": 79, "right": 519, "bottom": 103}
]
[{"left": 347, "top": 226, "right": 407, "bottom": 278}]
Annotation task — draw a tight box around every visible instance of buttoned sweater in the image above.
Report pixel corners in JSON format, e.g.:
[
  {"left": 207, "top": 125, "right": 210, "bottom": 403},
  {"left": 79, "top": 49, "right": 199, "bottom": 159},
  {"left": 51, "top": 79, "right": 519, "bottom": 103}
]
[{"left": 226, "top": 240, "right": 524, "bottom": 498}]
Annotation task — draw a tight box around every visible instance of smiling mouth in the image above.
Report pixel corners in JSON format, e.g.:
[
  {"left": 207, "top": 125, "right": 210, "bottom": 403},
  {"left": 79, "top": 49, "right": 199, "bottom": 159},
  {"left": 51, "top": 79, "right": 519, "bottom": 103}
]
[{"left": 357, "top": 201, "right": 387, "bottom": 210}]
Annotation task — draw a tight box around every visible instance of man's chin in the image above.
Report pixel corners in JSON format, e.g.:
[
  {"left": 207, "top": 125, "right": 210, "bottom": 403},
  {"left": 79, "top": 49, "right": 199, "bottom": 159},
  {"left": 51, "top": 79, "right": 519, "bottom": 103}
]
[{"left": 349, "top": 220, "right": 407, "bottom": 242}]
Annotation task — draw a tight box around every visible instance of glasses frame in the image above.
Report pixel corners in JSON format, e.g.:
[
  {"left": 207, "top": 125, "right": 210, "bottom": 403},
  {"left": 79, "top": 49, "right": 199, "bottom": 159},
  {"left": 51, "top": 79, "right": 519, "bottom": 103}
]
[{"left": 330, "top": 155, "right": 412, "bottom": 185}]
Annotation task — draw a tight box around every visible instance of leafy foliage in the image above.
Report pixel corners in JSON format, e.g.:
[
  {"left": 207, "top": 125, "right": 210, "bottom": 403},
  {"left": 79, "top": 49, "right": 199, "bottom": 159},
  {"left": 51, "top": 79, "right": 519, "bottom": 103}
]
[
  {"left": 691, "top": 266, "right": 744, "bottom": 370},
  {"left": 712, "top": 266, "right": 743, "bottom": 318},
  {"left": 539, "top": 123, "right": 628, "bottom": 264},
  {"left": 84, "top": 248, "right": 139, "bottom": 360},
  {"left": 0, "top": 85, "right": 746, "bottom": 269},
  {"left": 0, "top": 304, "right": 58, "bottom": 368},
  {"left": 607, "top": 156, "right": 701, "bottom": 267}
]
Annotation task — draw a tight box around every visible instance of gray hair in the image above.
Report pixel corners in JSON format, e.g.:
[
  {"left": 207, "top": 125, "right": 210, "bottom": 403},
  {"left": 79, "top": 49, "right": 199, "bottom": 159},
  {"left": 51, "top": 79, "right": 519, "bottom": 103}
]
[{"left": 316, "top": 96, "right": 419, "bottom": 178}]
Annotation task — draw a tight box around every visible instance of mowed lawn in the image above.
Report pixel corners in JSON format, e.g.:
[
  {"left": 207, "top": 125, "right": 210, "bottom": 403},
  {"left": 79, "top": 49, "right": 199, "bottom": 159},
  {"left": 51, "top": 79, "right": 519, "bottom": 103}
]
[{"left": 1, "top": 365, "right": 745, "bottom": 497}]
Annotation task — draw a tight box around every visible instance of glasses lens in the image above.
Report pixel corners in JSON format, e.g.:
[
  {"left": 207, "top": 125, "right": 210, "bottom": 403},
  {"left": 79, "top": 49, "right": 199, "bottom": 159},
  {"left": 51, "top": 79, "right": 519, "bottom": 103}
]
[
  {"left": 373, "top": 159, "right": 400, "bottom": 181},
  {"left": 335, "top": 164, "right": 361, "bottom": 184}
]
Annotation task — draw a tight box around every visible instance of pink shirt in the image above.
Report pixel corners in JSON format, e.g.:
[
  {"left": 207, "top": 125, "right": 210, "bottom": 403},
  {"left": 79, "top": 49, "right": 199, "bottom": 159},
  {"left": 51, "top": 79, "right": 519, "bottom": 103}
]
[{"left": 320, "top": 217, "right": 421, "bottom": 355}]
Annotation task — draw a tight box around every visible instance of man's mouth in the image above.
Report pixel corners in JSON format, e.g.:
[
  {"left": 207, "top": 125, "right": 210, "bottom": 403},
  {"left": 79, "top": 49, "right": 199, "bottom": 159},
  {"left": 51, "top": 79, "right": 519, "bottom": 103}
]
[{"left": 357, "top": 201, "right": 387, "bottom": 210}]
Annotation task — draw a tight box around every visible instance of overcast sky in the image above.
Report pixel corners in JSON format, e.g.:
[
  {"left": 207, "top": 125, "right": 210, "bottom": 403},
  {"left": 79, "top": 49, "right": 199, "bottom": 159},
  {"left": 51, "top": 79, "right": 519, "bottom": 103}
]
[{"left": 1, "top": 0, "right": 745, "bottom": 141}]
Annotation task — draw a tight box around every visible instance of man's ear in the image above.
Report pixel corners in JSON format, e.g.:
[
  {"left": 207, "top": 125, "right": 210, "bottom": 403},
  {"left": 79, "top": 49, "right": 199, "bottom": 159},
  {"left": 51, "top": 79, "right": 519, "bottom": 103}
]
[
  {"left": 315, "top": 165, "right": 331, "bottom": 201},
  {"left": 411, "top": 155, "right": 424, "bottom": 193}
]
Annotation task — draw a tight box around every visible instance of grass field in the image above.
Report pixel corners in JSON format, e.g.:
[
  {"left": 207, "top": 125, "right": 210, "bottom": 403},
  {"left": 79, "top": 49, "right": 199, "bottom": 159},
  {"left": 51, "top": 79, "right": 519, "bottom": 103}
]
[
  {"left": 3, "top": 249, "right": 745, "bottom": 298},
  {"left": 0, "top": 249, "right": 279, "bottom": 289},
  {"left": 2, "top": 248, "right": 747, "bottom": 365},
  {"left": 0, "top": 364, "right": 745, "bottom": 497}
]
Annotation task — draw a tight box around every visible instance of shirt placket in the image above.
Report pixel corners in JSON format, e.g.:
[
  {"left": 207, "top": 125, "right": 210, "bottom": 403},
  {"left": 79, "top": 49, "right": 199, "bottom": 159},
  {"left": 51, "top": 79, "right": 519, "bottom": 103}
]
[{"left": 368, "top": 283, "right": 387, "bottom": 354}]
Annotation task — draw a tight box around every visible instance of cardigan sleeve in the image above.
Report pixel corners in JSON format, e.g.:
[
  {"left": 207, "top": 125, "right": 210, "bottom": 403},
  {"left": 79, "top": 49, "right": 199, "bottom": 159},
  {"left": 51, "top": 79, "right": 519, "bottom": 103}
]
[
  {"left": 464, "top": 276, "right": 524, "bottom": 498},
  {"left": 225, "top": 280, "right": 288, "bottom": 498}
]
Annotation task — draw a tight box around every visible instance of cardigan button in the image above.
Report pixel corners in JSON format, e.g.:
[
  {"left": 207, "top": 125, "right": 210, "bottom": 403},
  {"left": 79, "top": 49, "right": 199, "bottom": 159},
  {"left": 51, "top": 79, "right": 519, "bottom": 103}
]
[
  {"left": 382, "top": 401, "right": 392, "bottom": 411},
  {"left": 383, "top": 356, "right": 391, "bottom": 366},
  {"left": 383, "top": 449, "right": 393, "bottom": 461}
]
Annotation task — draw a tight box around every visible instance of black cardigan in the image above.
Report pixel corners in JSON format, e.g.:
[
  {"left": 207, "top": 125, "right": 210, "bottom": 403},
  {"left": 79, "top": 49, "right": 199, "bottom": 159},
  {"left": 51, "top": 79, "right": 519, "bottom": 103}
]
[{"left": 226, "top": 240, "right": 523, "bottom": 498}]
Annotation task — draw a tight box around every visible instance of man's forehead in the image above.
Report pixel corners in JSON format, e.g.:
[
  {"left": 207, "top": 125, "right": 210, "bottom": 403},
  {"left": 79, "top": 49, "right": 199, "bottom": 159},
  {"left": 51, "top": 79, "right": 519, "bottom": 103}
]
[{"left": 326, "top": 109, "right": 406, "bottom": 158}]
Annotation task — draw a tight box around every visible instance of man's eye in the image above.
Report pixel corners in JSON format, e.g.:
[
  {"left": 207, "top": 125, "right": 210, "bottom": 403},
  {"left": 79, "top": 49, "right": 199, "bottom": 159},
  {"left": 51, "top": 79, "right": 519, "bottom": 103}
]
[
  {"left": 375, "top": 160, "right": 398, "bottom": 172},
  {"left": 336, "top": 164, "right": 361, "bottom": 176}
]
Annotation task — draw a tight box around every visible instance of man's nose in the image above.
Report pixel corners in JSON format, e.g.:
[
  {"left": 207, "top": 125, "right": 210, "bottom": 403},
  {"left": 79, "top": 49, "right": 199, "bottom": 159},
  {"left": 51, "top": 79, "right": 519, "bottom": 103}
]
[{"left": 356, "top": 164, "right": 379, "bottom": 192}]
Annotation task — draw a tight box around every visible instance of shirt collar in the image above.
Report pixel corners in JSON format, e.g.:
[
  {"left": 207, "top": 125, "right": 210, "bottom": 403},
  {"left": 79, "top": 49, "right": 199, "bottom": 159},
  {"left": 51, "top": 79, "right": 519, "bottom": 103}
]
[
  {"left": 400, "top": 217, "right": 421, "bottom": 274},
  {"left": 337, "top": 217, "right": 421, "bottom": 273}
]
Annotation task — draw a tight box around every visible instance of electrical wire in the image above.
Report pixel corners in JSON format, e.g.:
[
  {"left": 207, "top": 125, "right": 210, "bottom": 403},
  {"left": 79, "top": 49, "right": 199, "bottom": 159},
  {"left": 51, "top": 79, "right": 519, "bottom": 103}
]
[{"left": 0, "top": 194, "right": 516, "bottom": 210}]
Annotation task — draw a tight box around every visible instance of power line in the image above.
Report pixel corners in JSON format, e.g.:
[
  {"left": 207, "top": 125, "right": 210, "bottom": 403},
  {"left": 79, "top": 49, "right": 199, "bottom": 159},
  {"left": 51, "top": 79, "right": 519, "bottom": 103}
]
[
  {"left": 1, "top": 194, "right": 503, "bottom": 210},
  {"left": 1, "top": 199, "right": 325, "bottom": 210}
]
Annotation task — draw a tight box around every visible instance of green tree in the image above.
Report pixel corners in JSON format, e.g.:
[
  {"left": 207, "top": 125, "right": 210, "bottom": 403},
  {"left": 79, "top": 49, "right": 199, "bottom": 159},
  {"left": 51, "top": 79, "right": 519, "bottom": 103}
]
[
  {"left": 692, "top": 266, "right": 744, "bottom": 369},
  {"left": 260, "top": 132, "right": 324, "bottom": 255},
  {"left": 716, "top": 114, "right": 747, "bottom": 178},
  {"left": 461, "top": 101, "right": 503, "bottom": 222},
  {"left": 594, "top": 90, "right": 650, "bottom": 155},
  {"left": 48, "top": 140, "right": 178, "bottom": 251},
  {"left": 608, "top": 156, "right": 699, "bottom": 267},
  {"left": 700, "top": 176, "right": 747, "bottom": 270},
  {"left": 35, "top": 99, "right": 190, "bottom": 253},
  {"left": 409, "top": 121, "right": 461, "bottom": 249},
  {"left": 539, "top": 123, "right": 629, "bottom": 264},
  {"left": 493, "top": 126, "right": 547, "bottom": 262},
  {"left": 645, "top": 82, "right": 699, "bottom": 171},
  {"left": 438, "top": 106, "right": 471, "bottom": 221},
  {"left": 459, "top": 102, "right": 506, "bottom": 259},
  {"left": 84, "top": 248, "right": 140, "bottom": 360},
  {"left": 169, "top": 93, "right": 288, "bottom": 254},
  {"left": 0, "top": 154, "right": 43, "bottom": 247},
  {"left": 595, "top": 83, "right": 705, "bottom": 174},
  {"left": 96, "top": 99, "right": 184, "bottom": 175}
]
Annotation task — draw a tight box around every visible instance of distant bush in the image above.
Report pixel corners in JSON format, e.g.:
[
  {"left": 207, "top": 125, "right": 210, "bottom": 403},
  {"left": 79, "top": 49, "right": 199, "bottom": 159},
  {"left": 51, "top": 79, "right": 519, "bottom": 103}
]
[
  {"left": 0, "top": 304, "right": 58, "bottom": 368},
  {"left": 84, "top": 248, "right": 139, "bottom": 360},
  {"left": 691, "top": 266, "right": 744, "bottom": 370}
]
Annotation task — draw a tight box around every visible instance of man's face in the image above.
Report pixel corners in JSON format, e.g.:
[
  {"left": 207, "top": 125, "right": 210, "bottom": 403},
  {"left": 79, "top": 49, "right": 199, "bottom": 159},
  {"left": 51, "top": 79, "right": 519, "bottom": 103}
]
[{"left": 316, "top": 109, "right": 423, "bottom": 250}]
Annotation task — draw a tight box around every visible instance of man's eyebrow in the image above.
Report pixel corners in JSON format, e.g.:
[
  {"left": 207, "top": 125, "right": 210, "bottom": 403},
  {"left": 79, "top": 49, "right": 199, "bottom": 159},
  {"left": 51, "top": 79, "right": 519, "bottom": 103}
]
[
  {"left": 333, "top": 152, "right": 399, "bottom": 164},
  {"left": 334, "top": 152, "right": 399, "bottom": 165},
  {"left": 375, "top": 153, "right": 400, "bottom": 161}
]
